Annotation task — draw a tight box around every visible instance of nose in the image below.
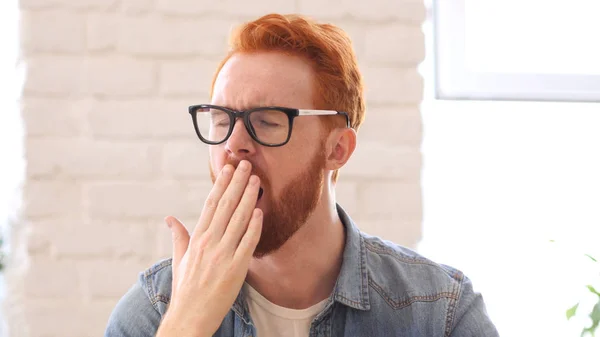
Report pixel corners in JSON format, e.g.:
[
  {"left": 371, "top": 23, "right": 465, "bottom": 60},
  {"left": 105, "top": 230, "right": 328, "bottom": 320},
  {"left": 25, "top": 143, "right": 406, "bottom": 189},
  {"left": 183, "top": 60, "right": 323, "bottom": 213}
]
[{"left": 225, "top": 119, "right": 256, "bottom": 156}]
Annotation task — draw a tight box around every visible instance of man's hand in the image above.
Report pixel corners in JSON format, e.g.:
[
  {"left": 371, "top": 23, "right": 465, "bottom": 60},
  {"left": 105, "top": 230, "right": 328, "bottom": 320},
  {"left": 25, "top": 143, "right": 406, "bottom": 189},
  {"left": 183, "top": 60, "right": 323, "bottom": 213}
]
[{"left": 157, "top": 160, "right": 263, "bottom": 337}]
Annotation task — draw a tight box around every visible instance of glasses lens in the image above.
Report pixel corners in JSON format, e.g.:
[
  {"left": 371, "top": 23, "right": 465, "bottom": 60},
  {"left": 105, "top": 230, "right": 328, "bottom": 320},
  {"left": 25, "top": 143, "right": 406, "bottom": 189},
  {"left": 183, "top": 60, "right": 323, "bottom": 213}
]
[
  {"left": 249, "top": 109, "right": 290, "bottom": 145},
  {"left": 194, "top": 106, "right": 231, "bottom": 143}
]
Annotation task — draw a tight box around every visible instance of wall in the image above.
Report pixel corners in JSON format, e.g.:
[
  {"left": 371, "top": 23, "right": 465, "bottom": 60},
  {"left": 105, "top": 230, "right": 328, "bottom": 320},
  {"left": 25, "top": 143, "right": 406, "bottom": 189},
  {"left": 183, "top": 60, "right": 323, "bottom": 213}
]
[{"left": 5, "top": 0, "right": 425, "bottom": 335}]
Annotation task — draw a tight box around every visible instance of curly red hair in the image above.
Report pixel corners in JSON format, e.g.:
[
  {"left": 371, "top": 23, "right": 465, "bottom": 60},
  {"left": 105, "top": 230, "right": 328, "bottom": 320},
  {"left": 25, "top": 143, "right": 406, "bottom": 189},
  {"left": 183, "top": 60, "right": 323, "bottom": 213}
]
[
  {"left": 211, "top": 13, "right": 365, "bottom": 129},
  {"left": 210, "top": 13, "right": 366, "bottom": 181}
]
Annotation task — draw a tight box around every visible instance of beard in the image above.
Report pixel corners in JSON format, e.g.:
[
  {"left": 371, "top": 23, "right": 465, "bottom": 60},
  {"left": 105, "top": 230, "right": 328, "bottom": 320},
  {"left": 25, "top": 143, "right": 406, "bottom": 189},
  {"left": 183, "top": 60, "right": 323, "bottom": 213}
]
[{"left": 210, "top": 148, "right": 326, "bottom": 258}]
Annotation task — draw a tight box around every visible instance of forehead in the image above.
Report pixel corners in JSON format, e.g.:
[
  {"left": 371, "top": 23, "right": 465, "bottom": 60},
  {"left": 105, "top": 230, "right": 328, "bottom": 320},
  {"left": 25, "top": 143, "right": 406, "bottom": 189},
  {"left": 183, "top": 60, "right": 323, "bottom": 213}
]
[{"left": 211, "top": 51, "right": 316, "bottom": 109}]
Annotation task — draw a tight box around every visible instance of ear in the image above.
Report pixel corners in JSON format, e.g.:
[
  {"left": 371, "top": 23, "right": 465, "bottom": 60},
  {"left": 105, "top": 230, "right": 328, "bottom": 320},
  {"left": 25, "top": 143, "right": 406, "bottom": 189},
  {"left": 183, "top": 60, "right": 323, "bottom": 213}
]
[{"left": 325, "top": 127, "right": 357, "bottom": 171}]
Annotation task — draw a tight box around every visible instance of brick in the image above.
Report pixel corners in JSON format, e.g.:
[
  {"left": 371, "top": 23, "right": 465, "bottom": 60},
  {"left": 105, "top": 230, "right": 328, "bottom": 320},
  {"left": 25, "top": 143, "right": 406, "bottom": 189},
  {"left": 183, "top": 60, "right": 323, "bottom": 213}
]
[
  {"left": 20, "top": 0, "right": 119, "bottom": 10},
  {"left": 296, "top": 0, "right": 347, "bottom": 20},
  {"left": 87, "top": 13, "right": 118, "bottom": 51},
  {"left": 334, "top": 180, "right": 359, "bottom": 213},
  {"left": 297, "top": 0, "right": 426, "bottom": 23},
  {"left": 21, "top": 299, "right": 116, "bottom": 337},
  {"left": 25, "top": 215, "right": 85, "bottom": 255},
  {"left": 27, "top": 219, "right": 155, "bottom": 258},
  {"left": 217, "top": 0, "right": 296, "bottom": 17},
  {"left": 119, "top": 0, "right": 154, "bottom": 14},
  {"left": 343, "top": 140, "right": 421, "bottom": 180},
  {"left": 87, "top": 301, "right": 119, "bottom": 337},
  {"left": 26, "top": 138, "right": 160, "bottom": 179},
  {"left": 23, "top": 180, "right": 82, "bottom": 218},
  {"left": 333, "top": 21, "right": 367, "bottom": 60},
  {"left": 87, "top": 99, "right": 197, "bottom": 139},
  {"left": 362, "top": 66, "right": 423, "bottom": 104},
  {"left": 155, "top": 0, "right": 295, "bottom": 17},
  {"left": 21, "top": 10, "right": 86, "bottom": 53},
  {"left": 159, "top": 58, "right": 218, "bottom": 96},
  {"left": 24, "top": 56, "right": 152, "bottom": 97},
  {"left": 154, "top": 216, "right": 197, "bottom": 260},
  {"left": 86, "top": 181, "right": 212, "bottom": 219},
  {"left": 23, "top": 257, "right": 80, "bottom": 298},
  {"left": 80, "top": 259, "right": 151, "bottom": 298},
  {"left": 117, "top": 16, "right": 232, "bottom": 57},
  {"left": 357, "top": 218, "right": 422, "bottom": 249},
  {"left": 359, "top": 182, "right": 422, "bottom": 220},
  {"left": 22, "top": 98, "right": 90, "bottom": 137},
  {"left": 162, "top": 141, "right": 210, "bottom": 178},
  {"left": 27, "top": 224, "right": 53, "bottom": 255},
  {"left": 155, "top": 0, "right": 209, "bottom": 14},
  {"left": 358, "top": 106, "right": 422, "bottom": 146},
  {"left": 365, "top": 24, "right": 425, "bottom": 65},
  {"left": 85, "top": 56, "right": 156, "bottom": 97},
  {"left": 19, "top": 0, "right": 57, "bottom": 9},
  {"left": 24, "top": 56, "right": 84, "bottom": 95},
  {"left": 349, "top": 0, "right": 426, "bottom": 23}
]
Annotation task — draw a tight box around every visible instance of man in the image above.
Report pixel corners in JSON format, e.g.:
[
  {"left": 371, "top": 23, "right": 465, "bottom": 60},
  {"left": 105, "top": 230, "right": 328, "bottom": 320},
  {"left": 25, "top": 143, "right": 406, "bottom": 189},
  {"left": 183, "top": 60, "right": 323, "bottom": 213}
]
[{"left": 105, "top": 13, "right": 499, "bottom": 337}]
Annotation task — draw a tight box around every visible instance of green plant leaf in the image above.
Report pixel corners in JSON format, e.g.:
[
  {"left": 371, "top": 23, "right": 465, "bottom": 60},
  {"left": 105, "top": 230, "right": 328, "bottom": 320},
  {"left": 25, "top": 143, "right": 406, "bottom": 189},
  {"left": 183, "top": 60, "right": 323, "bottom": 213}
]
[
  {"left": 588, "top": 285, "right": 600, "bottom": 297},
  {"left": 581, "top": 327, "right": 594, "bottom": 337},
  {"left": 567, "top": 303, "right": 579, "bottom": 320},
  {"left": 585, "top": 254, "right": 598, "bottom": 263},
  {"left": 586, "top": 301, "right": 600, "bottom": 335},
  {"left": 591, "top": 301, "right": 600, "bottom": 320}
]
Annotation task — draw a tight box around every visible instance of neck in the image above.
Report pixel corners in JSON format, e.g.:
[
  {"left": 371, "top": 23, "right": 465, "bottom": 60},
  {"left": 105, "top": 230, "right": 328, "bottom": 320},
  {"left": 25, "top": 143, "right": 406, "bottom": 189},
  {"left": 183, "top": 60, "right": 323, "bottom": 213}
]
[{"left": 246, "top": 188, "right": 346, "bottom": 309}]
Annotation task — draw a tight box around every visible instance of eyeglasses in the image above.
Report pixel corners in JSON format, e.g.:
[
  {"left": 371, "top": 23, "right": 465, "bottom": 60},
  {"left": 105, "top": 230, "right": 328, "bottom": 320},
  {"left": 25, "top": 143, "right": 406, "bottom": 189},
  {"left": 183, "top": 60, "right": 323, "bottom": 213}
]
[{"left": 188, "top": 104, "right": 350, "bottom": 147}]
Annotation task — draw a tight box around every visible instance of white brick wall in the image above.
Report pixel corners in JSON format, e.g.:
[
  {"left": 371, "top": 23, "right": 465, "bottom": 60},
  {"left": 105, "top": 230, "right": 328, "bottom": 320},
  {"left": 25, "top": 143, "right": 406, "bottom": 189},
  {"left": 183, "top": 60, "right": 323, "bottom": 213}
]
[{"left": 5, "top": 0, "right": 425, "bottom": 335}]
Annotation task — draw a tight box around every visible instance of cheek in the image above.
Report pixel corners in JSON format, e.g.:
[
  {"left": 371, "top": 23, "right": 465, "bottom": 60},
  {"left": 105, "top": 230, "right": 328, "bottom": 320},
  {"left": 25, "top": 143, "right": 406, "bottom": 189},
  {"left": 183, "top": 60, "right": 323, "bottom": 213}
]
[
  {"left": 261, "top": 153, "right": 291, "bottom": 190},
  {"left": 263, "top": 148, "right": 307, "bottom": 187},
  {"left": 209, "top": 146, "right": 227, "bottom": 170}
]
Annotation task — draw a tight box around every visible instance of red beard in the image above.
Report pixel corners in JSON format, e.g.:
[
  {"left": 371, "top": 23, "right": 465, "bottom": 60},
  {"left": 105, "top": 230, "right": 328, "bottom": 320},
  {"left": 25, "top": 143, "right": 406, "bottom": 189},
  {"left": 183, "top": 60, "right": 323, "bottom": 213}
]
[{"left": 210, "top": 148, "right": 326, "bottom": 258}]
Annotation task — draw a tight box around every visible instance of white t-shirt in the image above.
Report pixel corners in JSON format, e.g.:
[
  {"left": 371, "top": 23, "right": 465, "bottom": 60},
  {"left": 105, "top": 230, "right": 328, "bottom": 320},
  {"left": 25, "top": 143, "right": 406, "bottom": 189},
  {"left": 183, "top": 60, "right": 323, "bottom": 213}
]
[{"left": 243, "top": 283, "right": 329, "bottom": 337}]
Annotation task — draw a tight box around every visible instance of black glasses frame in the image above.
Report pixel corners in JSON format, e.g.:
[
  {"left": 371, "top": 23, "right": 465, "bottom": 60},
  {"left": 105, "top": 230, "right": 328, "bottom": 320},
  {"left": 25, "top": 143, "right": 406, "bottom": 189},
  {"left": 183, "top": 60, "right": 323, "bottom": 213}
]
[{"left": 188, "top": 104, "right": 350, "bottom": 147}]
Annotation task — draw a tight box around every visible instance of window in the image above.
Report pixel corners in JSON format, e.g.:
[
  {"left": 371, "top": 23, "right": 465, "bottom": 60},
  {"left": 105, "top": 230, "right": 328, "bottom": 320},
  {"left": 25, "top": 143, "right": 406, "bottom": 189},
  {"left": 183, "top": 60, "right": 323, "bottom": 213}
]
[{"left": 433, "top": 0, "right": 600, "bottom": 101}]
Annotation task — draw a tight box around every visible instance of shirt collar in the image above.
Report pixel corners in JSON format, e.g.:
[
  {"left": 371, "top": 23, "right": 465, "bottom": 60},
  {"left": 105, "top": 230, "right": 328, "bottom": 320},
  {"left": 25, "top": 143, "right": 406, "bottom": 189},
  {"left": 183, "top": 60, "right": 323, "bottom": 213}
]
[
  {"left": 233, "top": 203, "right": 371, "bottom": 317},
  {"left": 332, "top": 203, "right": 371, "bottom": 310}
]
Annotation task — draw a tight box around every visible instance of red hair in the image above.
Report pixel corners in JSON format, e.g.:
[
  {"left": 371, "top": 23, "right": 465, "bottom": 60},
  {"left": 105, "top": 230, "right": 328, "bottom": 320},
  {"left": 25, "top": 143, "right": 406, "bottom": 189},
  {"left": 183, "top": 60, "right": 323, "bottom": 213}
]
[{"left": 211, "top": 14, "right": 366, "bottom": 181}]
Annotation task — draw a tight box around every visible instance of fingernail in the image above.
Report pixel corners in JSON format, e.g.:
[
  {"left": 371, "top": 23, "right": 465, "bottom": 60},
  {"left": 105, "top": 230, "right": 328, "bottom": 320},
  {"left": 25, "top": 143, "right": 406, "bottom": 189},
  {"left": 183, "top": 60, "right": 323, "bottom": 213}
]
[
  {"left": 239, "top": 160, "right": 250, "bottom": 172},
  {"left": 222, "top": 165, "right": 232, "bottom": 176}
]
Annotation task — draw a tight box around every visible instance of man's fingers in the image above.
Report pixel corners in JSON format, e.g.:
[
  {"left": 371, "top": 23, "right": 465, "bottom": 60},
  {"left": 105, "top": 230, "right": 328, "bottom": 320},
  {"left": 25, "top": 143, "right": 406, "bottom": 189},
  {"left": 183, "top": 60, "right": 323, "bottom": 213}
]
[
  {"left": 220, "top": 175, "right": 260, "bottom": 251},
  {"left": 192, "top": 164, "right": 234, "bottom": 240},
  {"left": 208, "top": 161, "right": 253, "bottom": 240},
  {"left": 166, "top": 216, "right": 190, "bottom": 273},
  {"left": 233, "top": 208, "right": 263, "bottom": 264}
]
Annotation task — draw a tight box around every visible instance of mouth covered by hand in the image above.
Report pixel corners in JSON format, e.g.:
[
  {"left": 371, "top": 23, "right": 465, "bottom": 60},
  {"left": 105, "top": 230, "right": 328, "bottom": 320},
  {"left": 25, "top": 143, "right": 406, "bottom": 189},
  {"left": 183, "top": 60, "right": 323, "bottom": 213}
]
[
  {"left": 222, "top": 160, "right": 266, "bottom": 203},
  {"left": 257, "top": 187, "right": 264, "bottom": 201}
]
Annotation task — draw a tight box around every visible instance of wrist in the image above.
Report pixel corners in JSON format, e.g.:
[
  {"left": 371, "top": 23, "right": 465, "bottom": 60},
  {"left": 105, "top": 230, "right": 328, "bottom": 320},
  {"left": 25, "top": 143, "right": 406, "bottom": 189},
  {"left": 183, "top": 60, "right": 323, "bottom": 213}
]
[{"left": 157, "top": 306, "right": 212, "bottom": 337}]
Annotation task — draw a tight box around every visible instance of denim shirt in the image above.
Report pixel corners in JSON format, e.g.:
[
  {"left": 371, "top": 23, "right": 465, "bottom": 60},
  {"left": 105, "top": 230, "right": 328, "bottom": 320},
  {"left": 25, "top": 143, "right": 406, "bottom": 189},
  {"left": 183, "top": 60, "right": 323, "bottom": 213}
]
[{"left": 105, "top": 205, "right": 499, "bottom": 337}]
